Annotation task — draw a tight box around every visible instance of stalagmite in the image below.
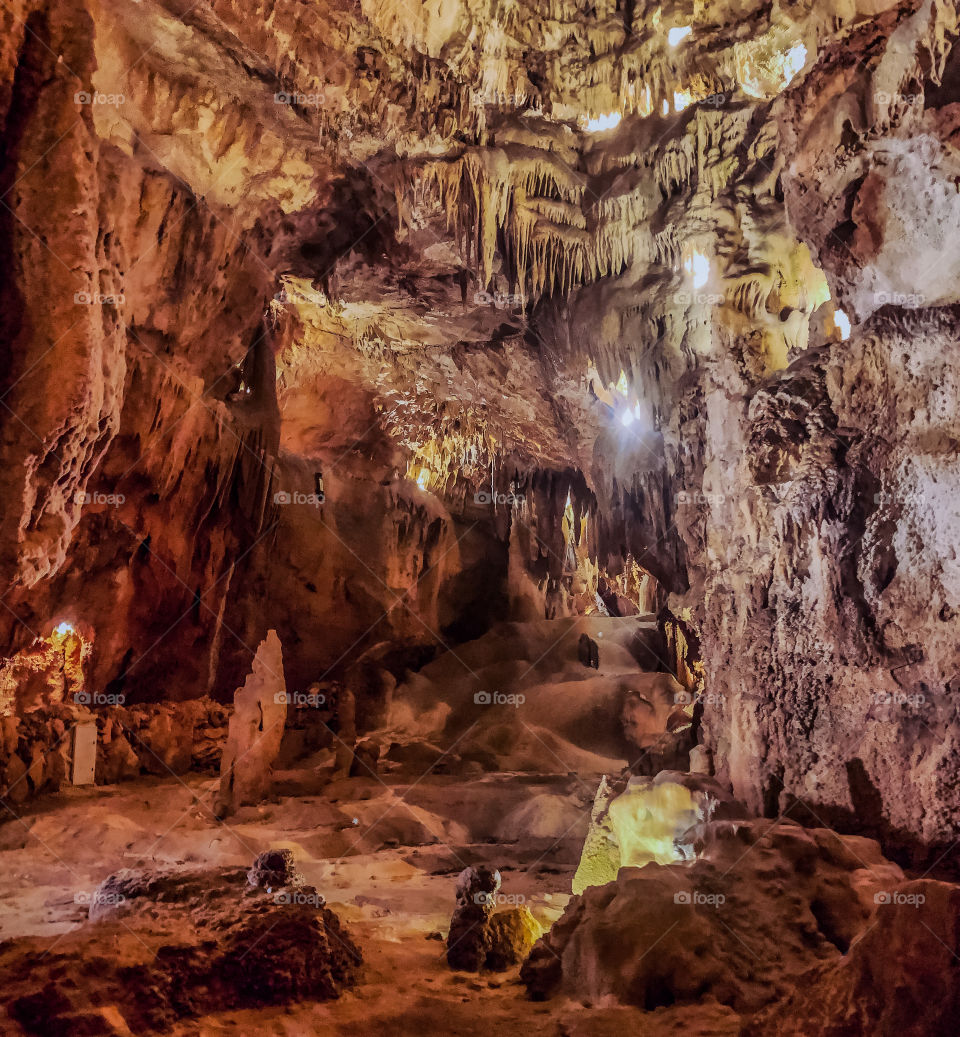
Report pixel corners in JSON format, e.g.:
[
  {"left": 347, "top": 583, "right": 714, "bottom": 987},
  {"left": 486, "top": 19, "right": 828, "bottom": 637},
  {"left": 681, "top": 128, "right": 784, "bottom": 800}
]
[{"left": 215, "top": 631, "right": 288, "bottom": 817}]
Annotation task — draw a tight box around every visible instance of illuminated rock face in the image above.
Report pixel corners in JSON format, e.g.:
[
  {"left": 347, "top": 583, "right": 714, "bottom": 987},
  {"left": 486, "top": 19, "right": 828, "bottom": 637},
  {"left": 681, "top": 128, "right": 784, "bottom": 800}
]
[{"left": 573, "top": 774, "right": 718, "bottom": 894}]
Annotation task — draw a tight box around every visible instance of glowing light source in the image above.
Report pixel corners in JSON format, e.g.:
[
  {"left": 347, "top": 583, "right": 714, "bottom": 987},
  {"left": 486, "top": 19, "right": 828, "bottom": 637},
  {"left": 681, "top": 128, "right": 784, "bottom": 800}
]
[
  {"left": 683, "top": 250, "right": 710, "bottom": 290},
  {"left": 620, "top": 409, "right": 635, "bottom": 428},
  {"left": 563, "top": 491, "right": 574, "bottom": 528},
  {"left": 661, "top": 98, "right": 670, "bottom": 116},
  {"left": 782, "top": 42, "right": 807, "bottom": 86},
  {"left": 668, "top": 26, "right": 692, "bottom": 46},
  {"left": 54, "top": 622, "right": 74, "bottom": 636},
  {"left": 584, "top": 111, "right": 622, "bottom": 132},
  {"left": 673, "top": 90, "right": 693, "bottom": 112},
  {"left": 416, "top": 469, "right": 430, "bottom": 490},
  {"left": 834, "top": 308, "right": 851, "bottom": 341}
]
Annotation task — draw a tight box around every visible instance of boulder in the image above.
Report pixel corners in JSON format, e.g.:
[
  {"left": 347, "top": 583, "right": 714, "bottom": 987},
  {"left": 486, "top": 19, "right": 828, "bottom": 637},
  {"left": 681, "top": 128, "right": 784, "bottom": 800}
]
[
  {"left": 746, "top": 879, "right": 960, "bottom": 1036},
  {"left": 96, "top": 732, "right": 141, "bottom": 785},
  {"left": 1, "top": 753, "right": 28, "bottom": 804},
  {"left": 573, "top": 774, "right": 715, "bottom": 895},
  {"left": 247, "top": 848, "right": 301, "bottom": 890},
  {"left": 485, "top": 906, "right": 543, "bottom": 970}
]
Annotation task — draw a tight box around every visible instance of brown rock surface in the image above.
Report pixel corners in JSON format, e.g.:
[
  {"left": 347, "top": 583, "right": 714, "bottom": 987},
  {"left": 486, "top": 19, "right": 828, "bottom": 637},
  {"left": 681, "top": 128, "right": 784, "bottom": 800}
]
[
  {"left": 1, "top": 0, "right": 960, "bottom": 1031},
  {"left": 523, "top": 818, "right": 909, "bottom": 1017},
  {"left": 1, "top": 860, "right": 360, "bottom": 1034}
]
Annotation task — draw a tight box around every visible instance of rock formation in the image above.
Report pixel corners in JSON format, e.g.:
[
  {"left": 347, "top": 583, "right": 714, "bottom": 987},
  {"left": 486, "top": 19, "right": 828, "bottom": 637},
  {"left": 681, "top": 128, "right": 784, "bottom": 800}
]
[
  {"left": 1, "top": 0, "right": 960, "bottom": 1030},
  {"left": 2, "top": 856, "right": 361, "bottom": 1034},
  {"left": 216, "top": 629, "right": 287, "bottom": 816},
  {"left": 524, "top": 817, "right": 917, "bottom": 1024},
  {"left": 447, "top": 865, "right": 503, "bottom": 971}
]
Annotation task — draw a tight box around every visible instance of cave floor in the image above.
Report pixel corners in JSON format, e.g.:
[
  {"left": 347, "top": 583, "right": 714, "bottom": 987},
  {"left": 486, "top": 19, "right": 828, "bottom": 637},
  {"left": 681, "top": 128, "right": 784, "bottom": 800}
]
[{"left": 0, "top": 765, "right": 739, "bottom": 1036}]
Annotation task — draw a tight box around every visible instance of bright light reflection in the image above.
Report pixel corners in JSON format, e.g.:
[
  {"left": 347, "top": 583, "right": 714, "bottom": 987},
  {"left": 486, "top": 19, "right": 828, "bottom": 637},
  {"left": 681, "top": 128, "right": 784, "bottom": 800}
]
[
  {"left": 783, "top": 43, "right": 807, "bottom": 86},
  {"left": 585, "top": 111, "right": 622, "bottom": 132},
  {"left": 668, "top": 26, "right": 692, "bottom": 46},
  {"left": 621, "top": 409, "right": 635, "bottom": 428},
  {"left": 54, "top": 622, "right": 74, "bottom": 636},
  {"left": 684, "top": 250, "right": 710, "bottom": 290},
  {"left": 834, "top": 309, "right": 851, "bottom": 341},
  {"left": 416, "top": 470, "right": 430, "bottom": 490}
]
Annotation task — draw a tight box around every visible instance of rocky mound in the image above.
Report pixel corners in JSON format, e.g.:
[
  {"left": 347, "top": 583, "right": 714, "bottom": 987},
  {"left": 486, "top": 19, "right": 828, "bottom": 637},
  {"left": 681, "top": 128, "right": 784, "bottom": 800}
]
[
  {"left": 2, "top": 855, "right": 361, "bottom": 1035},
  {"left": 746, "top": 879, "right": 960, "bottom": 1037},
  {"left": 521, "top": 817, "right": 952, "bottom": 1030},
  {"left": 447, "top": 865, "right": 544, "bottom": 972}
]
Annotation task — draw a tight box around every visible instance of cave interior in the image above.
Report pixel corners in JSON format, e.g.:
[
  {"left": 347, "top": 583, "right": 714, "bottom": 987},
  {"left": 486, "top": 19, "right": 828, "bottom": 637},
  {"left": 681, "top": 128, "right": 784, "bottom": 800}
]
[{"left": 2, "top": 0, "right": 960, "bottom": 1033}]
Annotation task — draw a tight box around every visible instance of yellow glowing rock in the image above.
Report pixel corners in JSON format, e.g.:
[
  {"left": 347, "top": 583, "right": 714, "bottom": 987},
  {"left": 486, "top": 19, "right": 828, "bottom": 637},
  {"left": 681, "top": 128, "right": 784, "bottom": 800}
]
[
  {"left": 572, "top": 775, "right": 623, "bottom": 895},
  {"left": 609, "top": 781, "right": 698, "bottom": 870},
  {"left": 572, "top": 777, "right": 702, "bottom": 895}
]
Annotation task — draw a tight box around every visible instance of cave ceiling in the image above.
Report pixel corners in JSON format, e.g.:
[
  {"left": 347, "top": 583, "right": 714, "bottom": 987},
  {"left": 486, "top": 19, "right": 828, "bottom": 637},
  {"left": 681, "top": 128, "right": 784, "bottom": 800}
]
[{"left": 65, "top": 0, "right": 887, "bottom": 492}]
